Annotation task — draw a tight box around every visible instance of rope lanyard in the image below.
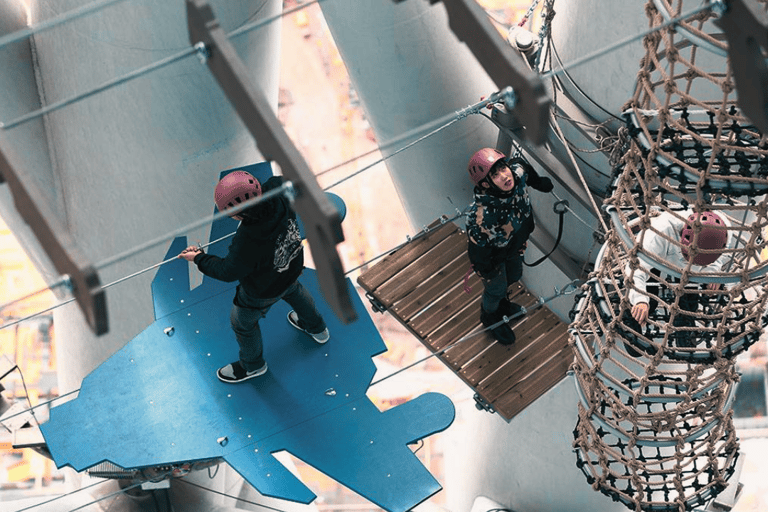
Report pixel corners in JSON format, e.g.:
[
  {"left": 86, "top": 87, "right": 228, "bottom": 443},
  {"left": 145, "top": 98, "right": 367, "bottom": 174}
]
[{"left": 524, "top": 198, "right": 568, "bottom": 267}]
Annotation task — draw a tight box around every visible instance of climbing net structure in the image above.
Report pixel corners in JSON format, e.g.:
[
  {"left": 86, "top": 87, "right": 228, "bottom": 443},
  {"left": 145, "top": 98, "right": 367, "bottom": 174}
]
[{"left": 570, "top": 1, "right": 768, "bottom": 510}]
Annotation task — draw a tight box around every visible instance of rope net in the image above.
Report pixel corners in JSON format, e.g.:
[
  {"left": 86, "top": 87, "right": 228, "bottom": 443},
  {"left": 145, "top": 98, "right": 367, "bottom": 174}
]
[{"left": 569, "top": 1, "right": 768, "bottom": 510}]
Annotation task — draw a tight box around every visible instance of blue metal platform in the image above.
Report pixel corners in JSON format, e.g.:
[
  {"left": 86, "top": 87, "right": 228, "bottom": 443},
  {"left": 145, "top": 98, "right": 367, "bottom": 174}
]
[{"left": 40, "top": 165, "right": 455, "bottom": 512}]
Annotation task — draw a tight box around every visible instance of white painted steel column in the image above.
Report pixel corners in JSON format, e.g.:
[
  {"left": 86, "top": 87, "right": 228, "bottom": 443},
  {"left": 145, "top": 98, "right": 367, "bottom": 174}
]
[
  {"left": 319, "top": 0, "right": 499, "bottom": 230},
  {"left": 11, "top": 0, "right": 281, "bottom": 399}
]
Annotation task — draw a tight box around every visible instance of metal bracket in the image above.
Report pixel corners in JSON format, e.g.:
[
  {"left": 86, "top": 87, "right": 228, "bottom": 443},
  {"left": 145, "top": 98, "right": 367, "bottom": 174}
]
[
  {"left": 364, "top": 292, "right": 387, "bottom": 314},
  {"left": 0, "top": 139, "right": 108, "bottom": 335},
  {"left": 715, "top": 0, "right": 768, "bottom": 133},
  {"left": 393, "top": 0, "right": 550, "bottom": 145},
  {"left": 473, "top": 393, "right": 496, "bottom": 414},
  {"left": 186, "top": 0, "right": 356, "bottom": 323}
]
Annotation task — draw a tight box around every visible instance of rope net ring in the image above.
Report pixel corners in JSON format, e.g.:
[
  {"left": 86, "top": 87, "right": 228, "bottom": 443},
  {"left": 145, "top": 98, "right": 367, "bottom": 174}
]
[{"left": 568, "top": 1, "right": 768, "bottom": 510}]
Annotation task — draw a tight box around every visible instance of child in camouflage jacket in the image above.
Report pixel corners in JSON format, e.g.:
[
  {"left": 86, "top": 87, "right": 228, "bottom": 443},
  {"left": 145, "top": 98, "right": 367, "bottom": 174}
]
[{"left": 465, "top": 148, "right": 553, "bottom": 344}]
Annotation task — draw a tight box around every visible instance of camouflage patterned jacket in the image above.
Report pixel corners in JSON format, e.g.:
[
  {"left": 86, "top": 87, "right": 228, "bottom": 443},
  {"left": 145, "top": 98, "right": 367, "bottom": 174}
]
[{"left": 466, "top": 161, "right": 535, "bottom": 277}]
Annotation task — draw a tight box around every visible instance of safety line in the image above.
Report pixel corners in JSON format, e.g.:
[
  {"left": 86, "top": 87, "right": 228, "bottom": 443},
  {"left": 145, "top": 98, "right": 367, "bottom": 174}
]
[
  {"left": 178, "top": 478, "right": 289, "bottom": 512},
  {"left": 229, "top": 0, "right": 326, "bottom": 40},
  {"left": 15, "top": 365, "right": 41, "bottom": 431},
  {"left": 0, "top": 388, "right": 79, "bottom": 424},
  {"left": 0, "top": 228, "right": 237, "bottom": 332},
  {"left": 540, "top": 1, "right": 717, "bottom": 82},
  {"left": 343, "top": 210, "right": 469, "bottom": 276},
  {"left": 1, "top": 0, "right": 326, "bottom": 130},
  {"left": 321, "top": 87, "right": 515, "bottom": 191},
  {"left": 0, "top": 184, "right": 290, "bottom": 329},
  {"left": 93, "top": 180, "right": 290, "bottom": 274},
  {"left": 2, "top": 47, "right": 197, "bottom": 130},
  {"left": 0, "top": 0, "right": 128, "bottom": 52},
  {"left": 517, "top": 0, "right": 541, "bottom": 27},
  {"left": 9, "top": 479, "right": 109, "bottom": 512},
  {"left": 321, "top": 115, "right": 459, "bottom": 191},
  {"left": 368, "top": 279, "right": 580, "bottom": 387}
]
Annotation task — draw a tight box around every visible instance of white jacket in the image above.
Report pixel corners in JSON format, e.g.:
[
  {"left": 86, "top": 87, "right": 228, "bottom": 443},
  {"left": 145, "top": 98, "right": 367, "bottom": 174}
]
[{"left": 626, "top": 210, "right": 733, "bottom": 306}]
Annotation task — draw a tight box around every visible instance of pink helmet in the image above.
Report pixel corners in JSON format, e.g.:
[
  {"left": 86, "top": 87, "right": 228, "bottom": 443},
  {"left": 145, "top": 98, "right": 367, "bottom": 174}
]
[
  {"left": 214, "top": 171, "right": 262, "bottom": 213},
  {"left": 468, "top": 148, "right": 505, "bottom": 185},
  {"left": 680, "top": 211, "right": 728, "bottom": 265}
]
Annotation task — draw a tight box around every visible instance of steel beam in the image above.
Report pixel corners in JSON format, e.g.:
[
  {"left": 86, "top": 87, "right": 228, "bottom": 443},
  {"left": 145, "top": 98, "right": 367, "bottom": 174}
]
[{"left": 0, "top": 139, "right": 107, "bottom": 335}]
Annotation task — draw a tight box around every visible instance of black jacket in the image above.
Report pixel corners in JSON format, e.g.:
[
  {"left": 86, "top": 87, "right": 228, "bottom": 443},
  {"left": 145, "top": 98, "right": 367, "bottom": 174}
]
[{"left": 194, "top": 176, "right": 304, "bottom": 299}]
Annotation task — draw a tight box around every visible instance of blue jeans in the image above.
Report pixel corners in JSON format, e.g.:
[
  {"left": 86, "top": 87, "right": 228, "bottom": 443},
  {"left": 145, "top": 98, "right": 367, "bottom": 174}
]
[
  {"left": 481, "top": 253, "right": 523, "bottom": 313},
  {"left": 230, "top": 280, "right": 326, "bottom": 371}
]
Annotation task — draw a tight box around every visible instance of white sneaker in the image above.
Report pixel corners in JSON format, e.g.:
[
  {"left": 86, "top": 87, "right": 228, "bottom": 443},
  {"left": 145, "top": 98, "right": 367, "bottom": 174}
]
[{"left": 287, "top": 310, "right": 330, "bottom": 344}]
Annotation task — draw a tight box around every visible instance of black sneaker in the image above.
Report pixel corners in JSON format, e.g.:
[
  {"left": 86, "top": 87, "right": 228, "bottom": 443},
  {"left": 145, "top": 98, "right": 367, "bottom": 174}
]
[
  {"left": 480, "top": 308, "right": 516, "bottom": 345},
  {"left": 287, "top": 310, "right": 330, "bottom": 344},
  {"left": 499, "top": 299, "right": 524, "bottom": 319},
  {"left": 217, "top": 360, "right": 267, "bottom": 383}
]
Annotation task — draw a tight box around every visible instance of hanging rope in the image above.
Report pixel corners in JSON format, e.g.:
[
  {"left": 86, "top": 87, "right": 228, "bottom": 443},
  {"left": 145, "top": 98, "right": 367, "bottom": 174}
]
[{"left": 550, "top": 112, "right": 611, "bottom": 234}]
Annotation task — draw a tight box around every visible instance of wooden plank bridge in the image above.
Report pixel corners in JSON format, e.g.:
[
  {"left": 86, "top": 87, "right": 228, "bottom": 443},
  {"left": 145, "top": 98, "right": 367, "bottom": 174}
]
[{"left": 358, "top": 218, "right": 573, "bottom": 421}]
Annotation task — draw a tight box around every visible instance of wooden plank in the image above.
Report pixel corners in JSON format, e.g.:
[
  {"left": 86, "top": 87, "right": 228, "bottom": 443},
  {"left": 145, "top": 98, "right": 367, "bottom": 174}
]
[
  {"left": 409, "top": 280, "right": 480, "bottom": 340},
  {"left": 375, "top": 236, "right": 468, "bottom": 308},
  {"left": 491, "top": 348, "right": 573, "bottom": 420},
  {"left": 392, "top": 254, "right": 476, "bottom": 322},
  {"left": 443, "top": 292, "right": 540, "bottom": 367},
  {"left": 421, "top": 296, "right": 484, "bottom": 350},
  {"left": 479, "top": 328, "right": 570, "bottom": 402},
  {"left": 356, "top": 220, "right": 457, "bottom": 292},
  {"left": 357, "top": 218, "right": 575, "bottom": 422},
  {"left": 457, "top": 308, "right": 556, "bottom": 384}
]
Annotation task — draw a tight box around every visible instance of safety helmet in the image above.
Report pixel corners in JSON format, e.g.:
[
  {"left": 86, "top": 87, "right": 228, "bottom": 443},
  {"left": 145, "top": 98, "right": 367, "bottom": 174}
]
[
  {"left": 468, "top": 148, "right": 506, "bottom": 185},
  {"left": 680, "top": 211, "right": 728, "bottom": 266},
  {"left": 214, "top": 170, "right": 262, "bottom": 214}
]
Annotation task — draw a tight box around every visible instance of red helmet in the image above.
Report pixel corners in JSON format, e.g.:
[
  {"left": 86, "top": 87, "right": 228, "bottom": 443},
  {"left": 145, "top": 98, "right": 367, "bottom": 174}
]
[
  {"left": 468, "top": 148, "right": 505, "bottom": 185},
  {"left": 214, "top": 171, "right": 262, "bottom": 214},
  {"left": 680, "top": 211, "right": 728, "bottom": 265}
]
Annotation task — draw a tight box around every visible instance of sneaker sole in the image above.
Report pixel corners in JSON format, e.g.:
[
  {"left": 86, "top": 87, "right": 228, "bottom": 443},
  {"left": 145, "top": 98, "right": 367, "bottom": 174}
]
[{"left": 287, "top": 311, "right": 329, "bottom": 344}]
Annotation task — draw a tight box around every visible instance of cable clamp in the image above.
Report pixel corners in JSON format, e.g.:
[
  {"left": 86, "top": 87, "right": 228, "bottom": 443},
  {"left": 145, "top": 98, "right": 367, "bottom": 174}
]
[
  {"left": 709, "top": 0, "right": 727, "bottom": 17},
  {"left": 60, "top": 274, "right": 74, "bottom": 295},
  {"left": 282, "top": 180, "right": 297, "bottom": 203},
  {"left": 554, "top": 279, "right": 581, "bottom": 297},
  {"left": 193, "top": 42, "right": 210, "bottom": 65}
]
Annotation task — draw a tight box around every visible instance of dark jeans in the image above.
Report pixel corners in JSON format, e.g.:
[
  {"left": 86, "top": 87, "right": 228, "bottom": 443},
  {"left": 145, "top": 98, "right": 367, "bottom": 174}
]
[
  {"left": 481, "top": 252, "right": 523, "bottom": 313},
  {"left": 230, "top": 280, "right": 326, "bottom": 371}
]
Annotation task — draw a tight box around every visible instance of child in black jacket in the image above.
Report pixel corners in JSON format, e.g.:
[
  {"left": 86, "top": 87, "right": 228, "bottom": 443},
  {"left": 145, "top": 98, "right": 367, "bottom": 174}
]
[
  {"left": 466, "top": 148, "right": 553, "bottom": 344},
  {"left": 180, "top": 171, "right": 328, "bottom": 383}
]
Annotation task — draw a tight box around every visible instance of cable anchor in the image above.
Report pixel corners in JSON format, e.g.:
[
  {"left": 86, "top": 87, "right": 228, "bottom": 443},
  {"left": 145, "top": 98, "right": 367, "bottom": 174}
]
[
  {"left": 553, "top": 199, "right": 569, "bottom": 214},
  {"left": 193, "top": 41, "right": 210, "bottom": 65}
]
